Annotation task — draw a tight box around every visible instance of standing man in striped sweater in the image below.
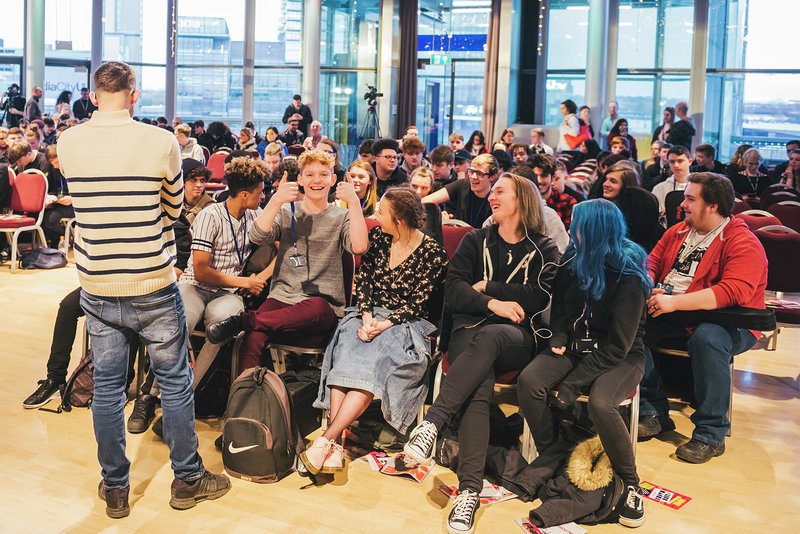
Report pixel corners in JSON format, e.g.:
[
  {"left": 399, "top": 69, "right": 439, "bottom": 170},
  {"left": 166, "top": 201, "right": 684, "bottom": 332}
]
[{"left": 57, "top": 61, "right": 230, "bottom": 519}]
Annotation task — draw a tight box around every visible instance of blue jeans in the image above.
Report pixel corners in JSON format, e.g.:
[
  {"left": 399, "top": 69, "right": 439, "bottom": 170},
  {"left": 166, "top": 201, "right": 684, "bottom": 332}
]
[
  {"left": 81, "top": 283, "right": 204, "bottom": 489},
  {"left": 640, "top": 320, "right": 756, "bottom": 446}
]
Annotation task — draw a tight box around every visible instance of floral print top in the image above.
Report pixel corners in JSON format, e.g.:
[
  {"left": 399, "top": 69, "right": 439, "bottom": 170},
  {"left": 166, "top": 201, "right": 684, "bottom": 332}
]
[{"left": 356, "top": 226, "right": 449, "bottom": 325}]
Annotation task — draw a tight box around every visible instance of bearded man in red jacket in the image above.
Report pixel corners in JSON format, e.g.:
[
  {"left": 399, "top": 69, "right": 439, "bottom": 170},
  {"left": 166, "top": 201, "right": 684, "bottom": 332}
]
[{"left": 637, "top": 172, "right": 767, "bottom": 464}]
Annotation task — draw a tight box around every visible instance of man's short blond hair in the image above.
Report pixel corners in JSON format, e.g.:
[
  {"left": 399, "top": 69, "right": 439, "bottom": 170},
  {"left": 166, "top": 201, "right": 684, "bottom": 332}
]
[
  {"left": 299, "top": 149, "right": 335, "bottom": 170},
  {"left": 175, "top": 123, "right": 191, "bottom": 136},
  {"left": 94, "top": 61, "right": 136, "bottom": 93},
  {"left": 264, "top": 143, "right": 284, "bottom": 158}
]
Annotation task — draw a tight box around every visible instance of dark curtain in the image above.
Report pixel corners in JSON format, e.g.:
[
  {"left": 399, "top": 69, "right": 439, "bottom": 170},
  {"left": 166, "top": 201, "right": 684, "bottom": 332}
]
[
  {"left": 481, "top": 0, "right": 501, "bottom": 144},
  {"left": 396, "top": 0, "right": 418, "bottom": 139}
]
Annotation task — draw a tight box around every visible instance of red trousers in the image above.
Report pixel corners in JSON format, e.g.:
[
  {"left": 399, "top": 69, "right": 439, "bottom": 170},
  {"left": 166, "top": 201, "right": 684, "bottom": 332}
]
[{"left": 237, "top": 297, "right": 338, "bottom": 374}]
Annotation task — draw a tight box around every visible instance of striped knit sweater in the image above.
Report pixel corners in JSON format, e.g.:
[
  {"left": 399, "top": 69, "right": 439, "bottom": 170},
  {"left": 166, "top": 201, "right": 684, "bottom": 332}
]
[{"left": 57, "top": 109, "right": 183, "bottom": 297}]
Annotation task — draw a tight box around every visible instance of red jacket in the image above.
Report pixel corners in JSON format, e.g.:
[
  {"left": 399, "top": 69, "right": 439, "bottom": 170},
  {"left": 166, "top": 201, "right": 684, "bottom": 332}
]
[{"left": 648, "top": 216, "right": 768, "bottom": 337}]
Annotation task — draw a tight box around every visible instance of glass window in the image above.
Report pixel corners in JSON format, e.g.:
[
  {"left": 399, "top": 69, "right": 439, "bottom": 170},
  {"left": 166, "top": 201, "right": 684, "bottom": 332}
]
[
  {"left": 616, "top": 74, "right": 690, "bottom": 136},
  {"left": 618, "top": 0, "right": 694, "bottom": 70},
  {"left": 176, "top": 66, "right": 242, "bottom": 128},
  {"left": 256, "top": 1, "right": 303, "bottom": 65},
  {"left": 321, "top": 0, "right": 379, "bottom": 69},
  {"left": 252, "top": 68, "right": 302, "bottom": 134},
  {"left": 45, "top": 0, "right": 92, "bottom": 60},
  {"left": 704, "top": 0, "right": 800, "bottom": 163},
  {"left": 417, "top": 0, "right": 491, "bottom": 148},
  {"left": 543, "top": 75, "right": 585, "bottom": 129},
  {"left": 0, "top": 0, "right": 25, "bottom": 54},
  {"left": 177, "top": 0, "right": 245, "bottom": 66},
  {"left": 136, "top": 65, "right": 166, "bottom": 118},
  {"left": 319, "top": 70, "right": 377, "bottom": 164},
  {"left": 546, "top": 1, "right": 590, "bottom": 70},
  {"left": 104, "top": 0, "right": 166, "bottom": 64}
]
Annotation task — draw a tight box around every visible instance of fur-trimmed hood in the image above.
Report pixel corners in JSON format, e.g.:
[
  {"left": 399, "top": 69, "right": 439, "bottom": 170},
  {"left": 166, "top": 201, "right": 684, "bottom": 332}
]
[{"left": 566, "top": 436, "right": 614, "bottom": 491}]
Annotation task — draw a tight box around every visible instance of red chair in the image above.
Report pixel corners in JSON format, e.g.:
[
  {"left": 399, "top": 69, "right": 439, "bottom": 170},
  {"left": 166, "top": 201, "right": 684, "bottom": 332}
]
[
  {"left": 287, "top": 145, "right": 305, "bottom": 157},
  {"left": 736, "top": 212, "right": 781, "bottom": 232},
  {"left": 755, "top": 228, "right": 800, "bottom": 345},
  {"left": 767, "top": 203, "right": 800, "bottom": 233},
  {"left": 761, "top": 183, "right": 795, "bottom": 197},
  {"left": 207, "top": 152, "right": 228, "bottom": 181},
  {"left": 200, "top": 145, "right": 211, "bottom": 164},
  {"left": 442, "top": 225, "right": 473, "bottom": 259},
  {"left": 0, "top": 172, "right": 48, "bottom": 273},
  {"left": 760, "top": 189, "right": 800, "bottom": 210},
  {"left": 731, "top": 198, "right": 750, "bottom": 215}
]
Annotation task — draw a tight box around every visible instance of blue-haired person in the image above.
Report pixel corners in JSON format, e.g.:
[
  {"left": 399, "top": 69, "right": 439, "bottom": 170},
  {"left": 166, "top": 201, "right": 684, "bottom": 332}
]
[{"left": 517, "top": 199, "right": 653, "bottom": 529}]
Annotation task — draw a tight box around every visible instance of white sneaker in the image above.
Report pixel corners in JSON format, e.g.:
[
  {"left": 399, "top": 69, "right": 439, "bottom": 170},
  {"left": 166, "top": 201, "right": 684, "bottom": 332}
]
[
  {"left": 447, "top": 489, "right": 480, "bottom": 534},
  {"left": 403, "top": 420, "right": 438, "bottom": 464}
]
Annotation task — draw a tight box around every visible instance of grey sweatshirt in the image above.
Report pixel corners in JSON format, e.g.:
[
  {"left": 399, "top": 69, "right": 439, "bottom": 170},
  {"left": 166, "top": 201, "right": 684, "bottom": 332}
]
[{"left": 249, "top": 201, "right": 353, "bottom": 315}]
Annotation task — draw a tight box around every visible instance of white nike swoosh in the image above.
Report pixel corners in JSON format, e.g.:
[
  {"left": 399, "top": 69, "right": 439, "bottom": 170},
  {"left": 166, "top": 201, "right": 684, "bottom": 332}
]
[{"left": 228, "top": 442, "right": 258, "bottom": 454}]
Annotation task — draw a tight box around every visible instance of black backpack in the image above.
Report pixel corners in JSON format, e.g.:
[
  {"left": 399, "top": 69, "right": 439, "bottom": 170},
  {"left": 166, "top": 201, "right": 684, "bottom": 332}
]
[{"left": 221, "top": 367, "right": 304, "bottom": 483}]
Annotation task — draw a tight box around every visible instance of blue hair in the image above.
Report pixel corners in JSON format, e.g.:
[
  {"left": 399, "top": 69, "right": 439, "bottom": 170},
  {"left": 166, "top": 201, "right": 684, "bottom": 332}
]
[{"left": 565, "top": 199, "right": 653, "bottom": 301}]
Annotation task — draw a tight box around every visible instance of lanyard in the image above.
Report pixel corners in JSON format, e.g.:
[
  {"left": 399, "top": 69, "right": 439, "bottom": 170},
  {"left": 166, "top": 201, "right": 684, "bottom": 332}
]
[
  {"left": 290, "top": 201, "right": 298, "bottom": 248},
  {"left": 224, "top": 200, "right": 246, "bottom": 266},
  {"left": 583, "top": 296, "right": 592, "bottom": 336}
]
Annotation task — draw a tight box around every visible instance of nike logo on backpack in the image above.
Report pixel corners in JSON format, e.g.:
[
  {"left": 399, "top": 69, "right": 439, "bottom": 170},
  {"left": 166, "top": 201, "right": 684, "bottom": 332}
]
[{"left": 228, "top": 442, "right": 258, "bottom": 454}]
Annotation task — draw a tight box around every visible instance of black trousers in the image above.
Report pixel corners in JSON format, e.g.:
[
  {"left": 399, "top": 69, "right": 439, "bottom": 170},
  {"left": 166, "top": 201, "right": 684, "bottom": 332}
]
[
  {"left": 425, "top": 323, "right": 533, "bottom": 494},
  {"left": 46, "top": 287, "right": 138, "bottom": 386},
  {"left": 517, "top": 351, "right": 643, "bottom": 487},
  {"left": 42, "top": 204, "right": 74, "bottom": 247}
]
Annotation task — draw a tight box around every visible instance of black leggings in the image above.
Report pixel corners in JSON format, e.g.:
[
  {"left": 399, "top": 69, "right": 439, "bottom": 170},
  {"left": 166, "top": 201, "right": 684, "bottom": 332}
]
[
  {"left": 47, "top": 287, "right": 138, "bottom": 386},
  {"left": 425, "top": 323, "right": 534, "bottom": 494},
  {"left": 517, "top": 351, "right": 643, "bottom": 487}
]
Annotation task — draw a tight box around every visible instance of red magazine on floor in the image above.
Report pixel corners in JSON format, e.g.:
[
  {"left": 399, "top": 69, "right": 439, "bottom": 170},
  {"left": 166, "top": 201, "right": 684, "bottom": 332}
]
[{"left": 378, "top": 453, "right": 434, "bottom": 482}]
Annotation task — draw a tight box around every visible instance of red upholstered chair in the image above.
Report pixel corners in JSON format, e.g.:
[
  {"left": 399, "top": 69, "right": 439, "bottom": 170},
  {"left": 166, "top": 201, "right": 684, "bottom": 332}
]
[
  {"left": 731, "top": 198, "right": 749, "bottom": 215},
  {"left": 735, "top": 212, "right": 781, "bottom": 232},
  {"left": 761, "top": 183, "right": 794, "bottom": 197},
  {"left": 200, "top": 145, "right": 211, "bottom": 164},
  {"left": 760, "top": 189, "right": 800, "bottom": 210},
  {"left": 767, "top": 203, "right": 800, "bottom": 233},
  {"left": 442, "top": 225, "right": 473, "bottom": 259},
  {"left": 0, "top": 171, "right": 48, "bottom": 273},
  {"left": 287, "top": 145, "right": 305, "bottom": 157},
  {"left": 207, "top": 152, "right": 228, "bottom": 181},
  {"left": 756, "top": 228, "right": 800, "bottom": 338}
]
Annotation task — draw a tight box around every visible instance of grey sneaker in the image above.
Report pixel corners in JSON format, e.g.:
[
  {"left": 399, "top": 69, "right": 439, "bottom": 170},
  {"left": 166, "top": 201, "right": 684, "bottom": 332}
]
[
  {"left": 403, "top": 420, "right": 438, "bottom": 464},
  {"left": 169, "top": 471, "right": 231, "bottom": 510},
  {"left": 447, "top": 489, "right": 480, "bottom": 534}
]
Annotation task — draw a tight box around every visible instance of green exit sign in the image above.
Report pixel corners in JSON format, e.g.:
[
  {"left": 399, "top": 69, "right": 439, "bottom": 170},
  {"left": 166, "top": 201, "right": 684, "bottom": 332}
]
[{"left": 431, "top": 54, "right": 451, "bottom": 65}]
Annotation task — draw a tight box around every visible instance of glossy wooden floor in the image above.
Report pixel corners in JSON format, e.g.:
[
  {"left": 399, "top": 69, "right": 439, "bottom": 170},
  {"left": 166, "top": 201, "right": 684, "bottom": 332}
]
[{"left": 2, "top": 264, "right": 799, "bottom": 533}]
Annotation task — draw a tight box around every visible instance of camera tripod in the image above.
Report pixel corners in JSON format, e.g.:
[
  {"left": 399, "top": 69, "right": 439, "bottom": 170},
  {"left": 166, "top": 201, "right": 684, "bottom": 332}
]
[{"left": 360, "top": 103, "right": 382, "bottom": 140}]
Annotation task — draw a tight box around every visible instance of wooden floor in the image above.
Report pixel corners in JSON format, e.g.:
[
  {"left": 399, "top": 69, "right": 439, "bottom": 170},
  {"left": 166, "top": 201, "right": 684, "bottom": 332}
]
[{"left": 1, "top": 263, "right": 799, "bottom": 534}]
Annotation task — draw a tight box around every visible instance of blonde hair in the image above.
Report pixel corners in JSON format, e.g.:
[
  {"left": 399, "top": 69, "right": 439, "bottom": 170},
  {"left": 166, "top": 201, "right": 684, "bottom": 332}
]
[
  {"left": 264, "top": 143, "right": 284, "bottom": 158},
  {"left": 448, "top": 132, "right": 464, "bottom": 142},
  {"left": 347, "top": 160, "right": 378, "bottom": 216},
  {"left": 472, "top": 153, "right": 499, "bottom": 176},
  {"left": 298, "top": 148, "right": 335, "bottom": 170},
  {"left": 175, "top": 123, "right": 191, "bottom": 136},
  {"left": 410, "top": 166, "right": 434, "bottom": 187},
  {"left": 501, "top": 171, "right": 546, "bottom": 236}
]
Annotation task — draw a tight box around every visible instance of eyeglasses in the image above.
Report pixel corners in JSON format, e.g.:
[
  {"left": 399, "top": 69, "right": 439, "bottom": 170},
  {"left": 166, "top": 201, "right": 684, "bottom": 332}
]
[
  {"left": 468, "top": 168, "right": 491, "bottom": 179},
  {"left": 379, "top": 155, "right": 398, "bottom": 161}
]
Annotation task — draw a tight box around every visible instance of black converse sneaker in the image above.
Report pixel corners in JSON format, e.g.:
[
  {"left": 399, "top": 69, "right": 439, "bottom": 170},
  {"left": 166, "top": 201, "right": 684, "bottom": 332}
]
[
  {"left": 447, "top": 489, "right": 480, "bottom": 534},
  {"left": 619, "top": 485, "right": 645, "bottom": 528},
  {"left": 403, "top": 420, "right": 438, "bottom": 464}
]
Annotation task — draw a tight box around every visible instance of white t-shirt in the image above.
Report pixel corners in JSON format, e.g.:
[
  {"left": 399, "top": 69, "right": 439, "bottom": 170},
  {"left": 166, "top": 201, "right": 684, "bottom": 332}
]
[{"left": 662, "top": 219, "right": 729, "bottom": 295}]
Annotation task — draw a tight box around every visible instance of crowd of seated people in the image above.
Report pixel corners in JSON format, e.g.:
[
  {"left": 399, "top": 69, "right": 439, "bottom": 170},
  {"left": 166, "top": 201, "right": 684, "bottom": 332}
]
[{"left": 8, "top": 88, "right": 789, "bottom": 534}]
